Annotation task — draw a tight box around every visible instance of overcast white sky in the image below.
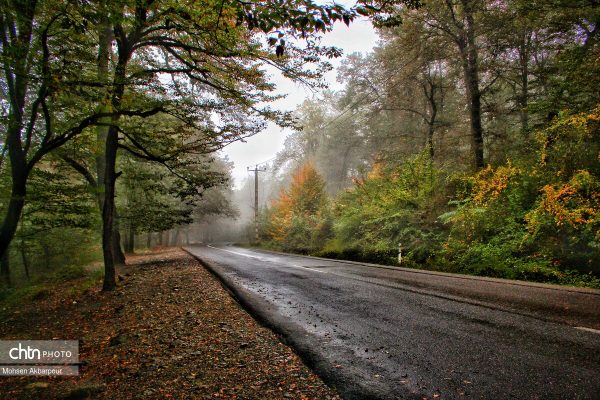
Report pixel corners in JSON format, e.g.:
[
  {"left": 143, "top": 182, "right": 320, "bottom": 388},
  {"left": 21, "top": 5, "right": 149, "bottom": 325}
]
[{"left": 221, "top": 14, "right": 379, "bottom": 187}]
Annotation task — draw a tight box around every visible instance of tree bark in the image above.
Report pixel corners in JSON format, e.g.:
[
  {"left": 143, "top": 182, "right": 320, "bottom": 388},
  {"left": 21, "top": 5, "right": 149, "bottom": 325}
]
[
  {"left": 424, "top": 78, "right": 438, "bottom": 159},
  {"left": 1, "top": 249, "right": 10, "bottom": 287},
  {"left": 102, "top": 124, "right": 119, "bottom": 291},
  {"left": 113, "top": 213, "right": 126, "bottom": 264},
  {"left": 0, "top": 4, "right": 35, "bottom": 262},
  {"left": 518, "top": 31, "right": 530, "bottom": 132},
  {"left": 20, "top": 237, "right": 30, "bottom": 280},
  {"left": 458, "top": 0, "right": 485, "bottom": 169},
  {"left": 0, "top": 63, "right": 28, "bottom": 261},
  {"left": 0, "top": 169, "right": 27, "bottom": 263},
  {"left": 95, "top": 4, "right": 126, "bottom": 266},
  {"left": 146, "top": 232, "right": 152, "bottom": 248},
  {"left": 101, "top": 43, "right": 129, "bottom": 290},
  {"left": 126, "top": 222, "right": 135, "bottom": 253}
]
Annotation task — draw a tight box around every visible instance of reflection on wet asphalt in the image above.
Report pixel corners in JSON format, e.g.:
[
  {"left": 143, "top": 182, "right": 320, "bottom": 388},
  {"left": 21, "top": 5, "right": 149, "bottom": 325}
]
[{"left": 185, "top": 244, "right": 600, "bottom": 400}]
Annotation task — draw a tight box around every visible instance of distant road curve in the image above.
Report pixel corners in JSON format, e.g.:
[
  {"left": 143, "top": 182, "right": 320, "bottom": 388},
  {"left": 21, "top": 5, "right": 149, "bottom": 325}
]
[{"left": 185, "top": 244, "right": 600, "bottom": 400}]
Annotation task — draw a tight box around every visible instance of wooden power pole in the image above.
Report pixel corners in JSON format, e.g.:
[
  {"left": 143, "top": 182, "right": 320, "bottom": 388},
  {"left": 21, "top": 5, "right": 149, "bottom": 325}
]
[{"left": 247, "top": 164, "right": 266, "bottom": 243}]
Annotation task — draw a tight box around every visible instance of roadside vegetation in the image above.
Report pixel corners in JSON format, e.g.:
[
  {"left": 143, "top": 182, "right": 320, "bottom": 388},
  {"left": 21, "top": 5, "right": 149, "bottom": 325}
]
[
  {"left": 253, "top": 1, "right": 600, "bottom": 289},
  {"left": 0, "top": 0, "right": 372, "bottom": 296},
  {"left": 1, "top": 1, "right": 598, "bottom": 304}
]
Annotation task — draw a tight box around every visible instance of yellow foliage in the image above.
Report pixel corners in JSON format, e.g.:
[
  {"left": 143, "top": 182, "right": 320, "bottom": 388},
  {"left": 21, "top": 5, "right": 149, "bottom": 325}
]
[
  {"left": 538, "top": 105, "right": 600, "bottom": 167},
  {"left": 268, "top": 191, "right": 293, "bottom": 243},
  {"left": 526, "top": 170, "right": 599, "bottom": 232},
  {"left": 366, "top": 159, "right": 386, "bottom": 180},
  {"left": 472, "top": 163, "right": 520, "bottom": 205}
]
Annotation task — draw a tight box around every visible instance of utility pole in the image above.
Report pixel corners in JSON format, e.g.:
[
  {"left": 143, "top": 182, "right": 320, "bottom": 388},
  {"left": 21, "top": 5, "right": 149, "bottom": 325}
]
[{"left": 247, "top": 164, "right": 266, "bottom": 243}]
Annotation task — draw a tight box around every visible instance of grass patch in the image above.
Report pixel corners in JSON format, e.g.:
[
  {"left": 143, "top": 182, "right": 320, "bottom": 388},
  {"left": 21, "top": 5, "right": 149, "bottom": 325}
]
[
  {"left": 0, "top": 285, "right": 52, "bottom": 309},
  {"left": 0, "top": 263, "right": 104, "bottom": 318}
]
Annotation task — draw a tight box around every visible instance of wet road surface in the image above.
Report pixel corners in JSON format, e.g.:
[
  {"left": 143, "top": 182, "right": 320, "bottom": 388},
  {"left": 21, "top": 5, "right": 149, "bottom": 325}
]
[{"left": 184, "top": 244, "right": 600, "bottom": 400}]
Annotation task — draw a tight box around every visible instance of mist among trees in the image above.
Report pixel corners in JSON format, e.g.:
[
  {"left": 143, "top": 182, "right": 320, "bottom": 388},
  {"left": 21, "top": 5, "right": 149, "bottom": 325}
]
[
  {"left": 248, "top": 0, "right": 599, "bottom": 288},
  {"left": 0, "top": 0, "right": 598, "bottom": 293}
]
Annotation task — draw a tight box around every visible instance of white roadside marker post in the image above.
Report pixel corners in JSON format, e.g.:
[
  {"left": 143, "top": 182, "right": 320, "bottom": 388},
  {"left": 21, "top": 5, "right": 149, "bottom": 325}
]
[{"left": 398, "top": 243, "right": 402, "bottom": 265}]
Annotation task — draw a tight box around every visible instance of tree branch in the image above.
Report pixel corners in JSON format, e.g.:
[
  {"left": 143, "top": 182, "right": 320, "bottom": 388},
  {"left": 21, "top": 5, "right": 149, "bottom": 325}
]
[{"left": 60, "top": 155, "right": 97, "bottom": 188}]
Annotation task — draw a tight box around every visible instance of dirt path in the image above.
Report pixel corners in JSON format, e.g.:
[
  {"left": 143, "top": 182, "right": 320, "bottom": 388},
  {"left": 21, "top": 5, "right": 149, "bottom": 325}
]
[{"left": 0, "top": 248, "right": 341, "bottom": 400}]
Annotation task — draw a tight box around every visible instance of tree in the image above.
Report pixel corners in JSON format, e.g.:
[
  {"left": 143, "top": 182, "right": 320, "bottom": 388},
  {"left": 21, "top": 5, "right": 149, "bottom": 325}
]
[
  {"left": 411, "top": 0, "right": 486, "bottom": 169},
  {"left": 267, "top": 163, "right": 330, "bottom": 252},
  {"left": 118, "top": 153, "right": 236, "bottom": 251},
  {"left": 0, "top": 1, "right": 134, "bottom": 274},
  {"left": 88, "top": 0, "right": 362, "bottom": 290},
  {"left": 1, "top": 0, "right": 358, "bottom": 290}
]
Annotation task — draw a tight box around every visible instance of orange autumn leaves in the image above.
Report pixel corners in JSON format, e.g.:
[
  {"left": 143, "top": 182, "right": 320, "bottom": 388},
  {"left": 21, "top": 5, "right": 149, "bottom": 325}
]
[
  {"left": 528, "top": 170, "right": 599, "bottom": 232},
  {"left": 472, "top": 163, "right": 520, "bottom": 206},
  {"left": 470, "top": 163, "right": 598, "bottom": 239},
  {"left": 267, "top": 163, "right": 330, "bottom": 250}
]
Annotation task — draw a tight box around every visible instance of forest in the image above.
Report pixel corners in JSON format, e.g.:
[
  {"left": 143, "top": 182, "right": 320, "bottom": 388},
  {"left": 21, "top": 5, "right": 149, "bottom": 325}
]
[
  {"left": 0, "top": 0, "right": 364, "bottom": 298},
  {"left": 0, "top": 0, "right": 599, "bottom": 307},
  {"left": 249, "top": 0, "right": 600, "bottom": 288}
]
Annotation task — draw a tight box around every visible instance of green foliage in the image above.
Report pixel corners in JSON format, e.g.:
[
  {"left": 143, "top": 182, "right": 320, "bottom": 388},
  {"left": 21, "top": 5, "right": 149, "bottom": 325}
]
[
  {"left": 53, "top": 265, "right": 88, "bottom": 281},
  {"left": 251, "top": 0, "right": 600, "bottom": 289},
  {"left": 23, "top": 166, "right": 99, "bottom": 233},
  {"left": 0, "top": 155, "right": 101, "bottom": 287},
  {"left": 334, "top": 152, "right": 447, "bottom": 259},
  {"left": 440, "top": 107, "right": 599, "bottom": 282},
  {"left": 260, "top": 110, "right": 599, "bottom": 288},
  {"left": 0, "top": 285, "right": 52, "bottom": 309}
]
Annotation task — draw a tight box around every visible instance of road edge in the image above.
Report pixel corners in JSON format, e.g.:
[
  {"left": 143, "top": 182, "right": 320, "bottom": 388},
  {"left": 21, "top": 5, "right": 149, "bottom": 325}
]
[
  {"left": 246, "top": 246, "right": 600, "bottom": 295},
  {"left": 182, "top": 247, "right": 410, "bottom": 400}
]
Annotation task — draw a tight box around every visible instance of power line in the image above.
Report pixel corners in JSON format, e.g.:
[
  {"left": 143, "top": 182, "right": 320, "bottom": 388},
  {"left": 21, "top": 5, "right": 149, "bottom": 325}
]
[{"left": 255, "top": 156, "right": 276, "bottom": 166}]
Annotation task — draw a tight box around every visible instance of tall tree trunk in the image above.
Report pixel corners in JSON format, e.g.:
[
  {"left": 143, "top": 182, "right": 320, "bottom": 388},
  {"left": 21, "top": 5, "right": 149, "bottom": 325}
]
[
  {"left": 459, "top": 0, "right": 484, "bottom": 169},
  {"left": 158, "top": 231, "right": 163, "bottom": 246},
  {"left": 0, "top": 170, "right": 26, "bottom": 263},
  {"left": 101, "top": 42, "right": 129, "bottom": 290},
  {"left": 0, "top": 88, "right": 29, "bottom": 262},
  {"left": 0, "top": 113, "right": 27, "bottom": 263},
  {"left": 518, "top": 31, "right": 530, "bottom": 132},
  {"left": 102, "top": 124, "right": 119, "bottom": 291},
  {"left": 171, "top": 228, "right": 180, "bottom": 246},
  {"left": 0, "top": 3, "right": 35, "bottom": 262},
  {"left": 113, "top": 212, "right": 126, "bottom": 263},
  {"left": 424, "top": 78, "right": 438, "bottom": 159},
  {"left": 126, "top": 222, "right": 135, "bottom": 253},
  {"left": 1, "top": 249, "right": 10, "bottom": 287},
  {"left": 146, "top": 232, "right": 152, "bottom": 248},
  {"left": 20, "top": 240, "right": 30, "bottom": 280},
  {"left": 95, "top": 4, "right": 126, "bottom": 266},
  {"left": 95, "top": 2, "right": 111, "bottom": 207}
]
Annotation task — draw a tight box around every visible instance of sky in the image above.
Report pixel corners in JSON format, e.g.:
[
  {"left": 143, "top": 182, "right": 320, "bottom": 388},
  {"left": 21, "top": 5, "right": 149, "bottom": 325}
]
[{"left": 221, "top": 15, "right": 379, "bottom": 187}]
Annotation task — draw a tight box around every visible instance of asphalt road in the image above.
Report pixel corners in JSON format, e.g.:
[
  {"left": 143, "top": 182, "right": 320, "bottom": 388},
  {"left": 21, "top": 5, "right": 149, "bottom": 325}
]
[{"left": 184, "top": 244, "right": 600, "bottom": 400}]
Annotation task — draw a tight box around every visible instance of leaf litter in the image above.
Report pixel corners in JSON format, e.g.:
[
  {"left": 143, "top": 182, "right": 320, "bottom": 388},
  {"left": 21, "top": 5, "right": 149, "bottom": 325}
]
[{"left": 0, "top": 248, "right": 341, "bottom": 400}]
